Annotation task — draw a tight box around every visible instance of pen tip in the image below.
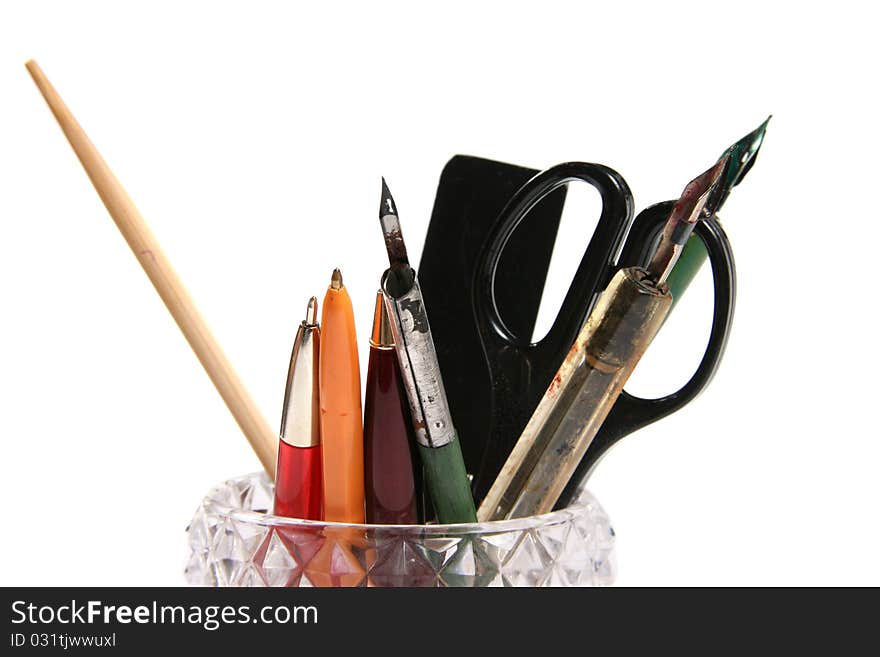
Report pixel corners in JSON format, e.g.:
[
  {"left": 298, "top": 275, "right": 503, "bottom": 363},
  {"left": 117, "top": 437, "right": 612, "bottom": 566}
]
[
  {"left": 305, "top": 296, "right": 318, "bottom": 324},
  {"left": 378, "top": 178, "right": 413, "bottom": 293},
  {"left": 371, "top": 289, "right": 394, "bottom": 347},
  {"left": 380, "top": 177, "right": 397, "bottom": 218},
  {"left": 706, "top": 116, "right": 771, "bottom": 215},
  {"left": 330, "top": 268, "right": 343, "bottom": 290},
  {"left": 729, "top": 116, "right": 770, "bottom": 172}
]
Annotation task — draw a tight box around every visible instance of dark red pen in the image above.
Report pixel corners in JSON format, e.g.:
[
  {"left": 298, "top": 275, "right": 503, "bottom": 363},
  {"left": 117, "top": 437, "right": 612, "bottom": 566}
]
[
  {"left": 364, "top": 290, "right": 421, "bottom": 524},
  {"left": 273, "top": 297, "right": 323, "bottom": 520}
]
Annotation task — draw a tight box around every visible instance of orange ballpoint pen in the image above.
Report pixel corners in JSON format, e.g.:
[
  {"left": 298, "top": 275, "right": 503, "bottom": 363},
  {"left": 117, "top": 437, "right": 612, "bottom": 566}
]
[{"left": 319, "top": 268, "right": 365, "bottom": 523}]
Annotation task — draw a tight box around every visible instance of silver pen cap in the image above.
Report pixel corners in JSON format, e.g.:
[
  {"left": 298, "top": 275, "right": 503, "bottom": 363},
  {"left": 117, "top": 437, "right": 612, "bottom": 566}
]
[{"left": 279, "top": 297, "right": 321, "bottom": 448}]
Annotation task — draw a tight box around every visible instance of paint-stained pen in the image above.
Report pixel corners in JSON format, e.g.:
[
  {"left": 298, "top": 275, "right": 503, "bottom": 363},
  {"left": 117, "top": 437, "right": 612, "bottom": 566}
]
[{"left": 479, "top": 156, "right": 729, "bottom": 521}]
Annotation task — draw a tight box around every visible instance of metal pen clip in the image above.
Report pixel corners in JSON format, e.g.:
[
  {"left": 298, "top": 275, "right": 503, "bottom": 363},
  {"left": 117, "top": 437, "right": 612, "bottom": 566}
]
[{"left": 279, "top": 298, "right": 321, "bottom": 448}]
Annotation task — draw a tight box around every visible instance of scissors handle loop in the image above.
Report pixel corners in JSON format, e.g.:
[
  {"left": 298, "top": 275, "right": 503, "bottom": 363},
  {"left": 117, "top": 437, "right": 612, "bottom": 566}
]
[{"left": 473, "top": 162, "right": 633, "bottom": 355}]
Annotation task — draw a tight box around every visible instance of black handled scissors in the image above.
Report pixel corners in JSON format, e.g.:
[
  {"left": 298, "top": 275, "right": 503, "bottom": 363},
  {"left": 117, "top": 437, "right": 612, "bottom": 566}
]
[{"left": 469, "top": 161, "right": 736, "bottom": 506}]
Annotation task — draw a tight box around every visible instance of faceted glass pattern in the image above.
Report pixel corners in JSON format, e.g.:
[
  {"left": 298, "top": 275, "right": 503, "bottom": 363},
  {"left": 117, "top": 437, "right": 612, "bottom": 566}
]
[{"left": 185, "top": 472, "right": 616, "bottom": 587}]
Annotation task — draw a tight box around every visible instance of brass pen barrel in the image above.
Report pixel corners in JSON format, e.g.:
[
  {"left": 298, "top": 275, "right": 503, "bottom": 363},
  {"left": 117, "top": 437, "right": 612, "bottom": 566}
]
[{"left": 478, "top": 266, "right": 671, "bottom": 521}]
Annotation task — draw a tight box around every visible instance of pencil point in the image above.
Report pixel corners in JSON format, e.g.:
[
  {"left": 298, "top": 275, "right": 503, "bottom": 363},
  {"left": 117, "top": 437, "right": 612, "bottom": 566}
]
[
  {"left": 305, "top": 296, "right": 318, "bottom": 324},
  {"left": 330, "top": 268, "right": 343, "bottom": 290}
]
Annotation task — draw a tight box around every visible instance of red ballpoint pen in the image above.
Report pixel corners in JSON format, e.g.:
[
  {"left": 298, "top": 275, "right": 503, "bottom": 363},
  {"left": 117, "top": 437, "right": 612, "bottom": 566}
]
[{"left": 273, "top": 297, "right": 323, "bottom": 520}]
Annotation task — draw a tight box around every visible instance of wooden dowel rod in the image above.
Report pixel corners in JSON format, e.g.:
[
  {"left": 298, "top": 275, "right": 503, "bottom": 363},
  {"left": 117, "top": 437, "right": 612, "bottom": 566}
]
[{"left": 26, "top": 59, "right": 277, "bottom": 478}]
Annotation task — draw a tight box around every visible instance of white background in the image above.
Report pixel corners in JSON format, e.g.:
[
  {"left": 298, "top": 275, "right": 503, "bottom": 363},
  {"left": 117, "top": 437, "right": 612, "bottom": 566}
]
[{"left": 1, "top": 1, "right": 878, "bottom": 586}]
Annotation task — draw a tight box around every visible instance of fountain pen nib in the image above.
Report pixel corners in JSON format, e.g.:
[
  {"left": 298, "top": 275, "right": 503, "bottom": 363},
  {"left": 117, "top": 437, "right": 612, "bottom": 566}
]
[
  {"left": 705, "top": 115, "right": 771, "bottom": 216},
  {"left": 380, "top": 177, "right": 397, "bottom": 218},
  {"left": 726, "top": 115, "right": 770, "bottom": 188},
  {"left": 378, "top": 177, "right": 411, "bottom": 273}
]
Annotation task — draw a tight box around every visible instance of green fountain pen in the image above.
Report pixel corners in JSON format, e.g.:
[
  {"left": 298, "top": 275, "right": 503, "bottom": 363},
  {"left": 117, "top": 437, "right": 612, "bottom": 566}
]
[{"left": 377, "top": 178, "right": 477, "bottom": 524}]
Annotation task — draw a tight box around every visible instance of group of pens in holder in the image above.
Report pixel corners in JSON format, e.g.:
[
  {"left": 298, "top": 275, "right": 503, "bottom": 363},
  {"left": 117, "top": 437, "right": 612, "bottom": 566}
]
[
  {"left": 279, "top": 111, "right": 769, "bottom": 528},
  {"left": 277, "top": 179, "right": 485, "bottom": 526},
  {"left": 25, "top": 58, "right": 769, "bottom": 585}
]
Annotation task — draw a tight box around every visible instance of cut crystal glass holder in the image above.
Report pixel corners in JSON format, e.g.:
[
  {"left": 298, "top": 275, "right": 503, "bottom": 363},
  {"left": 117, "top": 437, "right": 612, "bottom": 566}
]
[{"left": 185, "top": 472, "right": 616, "bottom": 587}]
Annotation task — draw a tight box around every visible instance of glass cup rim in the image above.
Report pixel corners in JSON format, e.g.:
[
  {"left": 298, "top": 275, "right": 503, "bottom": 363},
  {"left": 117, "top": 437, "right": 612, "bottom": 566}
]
[{"left": 203, "top": 471, "right": 598, "bottom": 535}]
